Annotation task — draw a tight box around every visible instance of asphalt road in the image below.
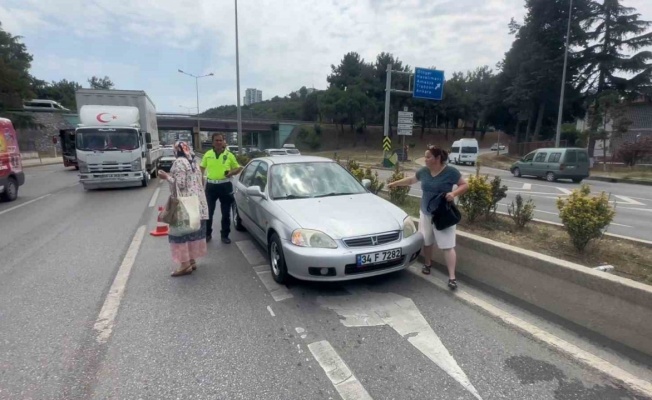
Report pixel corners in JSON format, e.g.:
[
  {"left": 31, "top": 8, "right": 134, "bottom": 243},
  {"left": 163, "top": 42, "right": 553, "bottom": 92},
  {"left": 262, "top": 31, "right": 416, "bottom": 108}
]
[
  {"left": 374, "top": 161, "right": 652, "bottom": 243},
  {"left": 1, "top": 164, "right": 651, "bottom": 399}
]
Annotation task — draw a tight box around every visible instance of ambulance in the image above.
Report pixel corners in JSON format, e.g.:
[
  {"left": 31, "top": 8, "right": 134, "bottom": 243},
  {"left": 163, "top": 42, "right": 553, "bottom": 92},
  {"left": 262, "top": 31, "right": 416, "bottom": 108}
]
[{"left": 0, "top": 118, "right": 25, "bottom": 202}]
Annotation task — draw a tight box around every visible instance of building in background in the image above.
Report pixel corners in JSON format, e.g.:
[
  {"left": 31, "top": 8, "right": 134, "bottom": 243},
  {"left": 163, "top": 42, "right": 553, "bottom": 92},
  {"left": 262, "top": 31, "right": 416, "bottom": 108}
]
[{"left": 244, "top": 88, "right": 262, "bottom": 106}]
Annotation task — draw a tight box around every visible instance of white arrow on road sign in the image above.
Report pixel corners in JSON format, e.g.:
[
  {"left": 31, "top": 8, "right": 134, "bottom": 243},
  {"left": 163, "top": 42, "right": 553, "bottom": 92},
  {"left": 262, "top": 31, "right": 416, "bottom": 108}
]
[{"left": 318, "top": 288, "right": 483, "bottom": 400}]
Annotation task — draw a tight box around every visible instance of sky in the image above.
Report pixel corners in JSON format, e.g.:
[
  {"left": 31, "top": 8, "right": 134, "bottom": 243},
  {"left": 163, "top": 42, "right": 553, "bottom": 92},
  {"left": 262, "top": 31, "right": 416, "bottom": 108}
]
[{"left": 2, "top": 0, "right": 651, "bottom": 114}]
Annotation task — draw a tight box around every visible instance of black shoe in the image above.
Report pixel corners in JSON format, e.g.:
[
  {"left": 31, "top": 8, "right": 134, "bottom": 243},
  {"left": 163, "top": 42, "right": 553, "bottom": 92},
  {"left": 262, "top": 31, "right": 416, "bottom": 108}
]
[
  {"left": 448, "top": 279, "right": 458, "bottom": 290},
  {"left": 206, "top": 235, "right": 212, "bottom": 242},
  {"left": 221, "top": 237, "right": 231, "bottom": 244}
]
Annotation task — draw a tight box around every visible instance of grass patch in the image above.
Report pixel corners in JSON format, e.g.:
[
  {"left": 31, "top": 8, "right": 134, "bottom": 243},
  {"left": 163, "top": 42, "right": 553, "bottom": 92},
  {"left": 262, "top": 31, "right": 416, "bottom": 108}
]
[
  {"left": 478, "top": 152, "right": 519, "bottom": 171},
  {"left": 379, "top": 191, "right": 652, "bottom": 285}
]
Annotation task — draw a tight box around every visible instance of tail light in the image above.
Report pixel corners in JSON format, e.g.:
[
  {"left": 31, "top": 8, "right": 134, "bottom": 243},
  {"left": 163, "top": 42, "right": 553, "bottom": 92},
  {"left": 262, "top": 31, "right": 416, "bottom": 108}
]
[{"left": 559, "top": 163, "right": 565, "bottom": 170}]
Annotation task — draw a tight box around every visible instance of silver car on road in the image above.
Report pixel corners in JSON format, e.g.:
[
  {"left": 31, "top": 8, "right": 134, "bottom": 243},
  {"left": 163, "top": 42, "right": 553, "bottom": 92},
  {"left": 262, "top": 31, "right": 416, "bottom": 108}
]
[{"left": 232, "top": 156, "right": 424, "bottom": 283}]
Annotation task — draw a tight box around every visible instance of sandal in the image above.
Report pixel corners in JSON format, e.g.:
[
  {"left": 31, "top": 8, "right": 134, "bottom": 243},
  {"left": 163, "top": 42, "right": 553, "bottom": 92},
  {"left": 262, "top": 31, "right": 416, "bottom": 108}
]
[
  {"left": 190, "top": 260, "right": 197, "bottom": 271},
  {"left": 171, "top": 264, "right": 193, "bottom": 277},
  {"left": 448, "top": 279, "right": 458, "bottom": 290},
  {"left": 422, "top": 264, "right": 431, "bottom": 275}
]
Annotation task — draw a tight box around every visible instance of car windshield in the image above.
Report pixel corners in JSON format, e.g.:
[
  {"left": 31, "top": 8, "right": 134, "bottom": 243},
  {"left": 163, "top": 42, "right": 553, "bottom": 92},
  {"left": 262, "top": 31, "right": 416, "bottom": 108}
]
[
  {"left": 286, "top": 149, "right": 300, "bottom": 154},
  {"left": 270, "top": 162, "right": 366, "bottom": 199},
  {"left": 270, "top": 150, "right": 286, "bottom": 155},
  {"left": 162, "top": 148, "right": 176, "bottom": 157},
  {"left": 76, "top": 128, "right": 139, "bottom": 151}
]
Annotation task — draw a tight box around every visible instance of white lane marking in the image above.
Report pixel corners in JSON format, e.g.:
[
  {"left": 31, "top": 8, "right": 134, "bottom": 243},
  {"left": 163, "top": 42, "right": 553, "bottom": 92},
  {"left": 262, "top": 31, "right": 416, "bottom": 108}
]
[
  {"left": 319, "top": 288, "right": 482, "bottom": 400},
  {"left": 0, "top": 193, "right": 51, "bottom": 216},
  {"left": 308, "top": 340, "right": 373, "bottom": 400},
  {"left": 148, "top": 188, "right": 160, "bottom": 208},
  {"left": 267, "top": 306, "right": 275, "bottom": 317},
  {"left": 614, "top": 195, "right": 645, "bottom": 206},
  {"left": 236, "top": 240, "right": 267, "bottom": 265},
  {"left": 556, "top": 187, "right": 573, "bottom": 195},
  {"left": 254, "top": 267, "right": 293, "bottom": 302},
  {"left": 521, "top": 183, "right": 532, "bottom": 190},
  {"left": 618, "top": 207, "right": 652, "bottom": 213},
  {"left": 93, "top": 225, "right": 146, "bottom": 344},
  {"left": 407, "top": 265, "right": 652, "bottom": 399},
  {"left": 610, "top": 222, "right": 634, "bottom": 228}
]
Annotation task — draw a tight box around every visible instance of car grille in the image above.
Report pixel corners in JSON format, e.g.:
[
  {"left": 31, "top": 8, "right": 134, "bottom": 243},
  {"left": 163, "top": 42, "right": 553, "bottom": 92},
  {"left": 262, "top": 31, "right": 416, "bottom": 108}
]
[
  {"left": 345, "top": 257, "right": 405, "bottom": 275},
  {"left": 343, "top": 231, "right": 400, "bottom": 248}
]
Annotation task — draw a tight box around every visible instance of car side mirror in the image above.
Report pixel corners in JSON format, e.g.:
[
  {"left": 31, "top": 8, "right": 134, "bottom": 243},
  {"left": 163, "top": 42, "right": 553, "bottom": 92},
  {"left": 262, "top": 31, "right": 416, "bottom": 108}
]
[
  {"left": 246, "top": 186, "right": 265, "bottom": 198},
  {"left": 361, "top": 179, "right": 371, "bottom": 189},
  {"left": 145, "top": 132, "right": 152, "bottom": 144}
]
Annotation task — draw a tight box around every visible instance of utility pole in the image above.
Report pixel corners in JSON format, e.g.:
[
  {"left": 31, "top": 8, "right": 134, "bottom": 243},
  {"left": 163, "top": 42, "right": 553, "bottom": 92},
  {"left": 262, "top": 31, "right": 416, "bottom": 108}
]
[
  {"left": 555, "top": 0, "right": 573, "bottom": 148},
  {"left": 235, "top": 0, "right": 243, "bottom": 154}
]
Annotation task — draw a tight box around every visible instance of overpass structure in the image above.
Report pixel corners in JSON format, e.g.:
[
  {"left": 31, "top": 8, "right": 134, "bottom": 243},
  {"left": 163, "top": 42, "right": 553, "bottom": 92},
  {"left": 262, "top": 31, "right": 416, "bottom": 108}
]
[{"left": 156, "top": 113, "right": 303, "bottom": 150}]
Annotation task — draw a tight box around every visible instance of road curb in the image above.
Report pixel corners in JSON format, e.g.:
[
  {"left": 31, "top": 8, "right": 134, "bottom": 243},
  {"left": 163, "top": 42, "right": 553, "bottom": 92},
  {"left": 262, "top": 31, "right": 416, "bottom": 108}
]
[
  {"left": 586, "top": 175, "right": 652, "bottom": 186},
  {"left": 22, "top": 160, "right": 63, "bottom": 168}
]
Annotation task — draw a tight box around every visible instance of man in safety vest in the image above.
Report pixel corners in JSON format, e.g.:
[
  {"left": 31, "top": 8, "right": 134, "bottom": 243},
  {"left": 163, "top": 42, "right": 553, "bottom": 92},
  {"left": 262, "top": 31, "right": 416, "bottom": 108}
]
[{"left": 200, "top": 133, "right": 243, "bottom": 244}]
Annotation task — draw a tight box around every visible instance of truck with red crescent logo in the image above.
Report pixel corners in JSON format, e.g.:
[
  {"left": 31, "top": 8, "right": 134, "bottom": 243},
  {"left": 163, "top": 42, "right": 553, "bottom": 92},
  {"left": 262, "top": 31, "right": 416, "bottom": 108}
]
[{"left": 74, "top": 89, "right": 162, "bottom": 190}]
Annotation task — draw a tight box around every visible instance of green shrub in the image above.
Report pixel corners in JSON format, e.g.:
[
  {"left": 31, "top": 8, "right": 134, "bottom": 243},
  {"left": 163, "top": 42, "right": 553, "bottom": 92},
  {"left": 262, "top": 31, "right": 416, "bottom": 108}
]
[
  {"left": 235, "top": 153, "right": 250, "bottom": 166},
  {"left": 362, "top": 168, "right": 384, "bottom": 194},
  {"left": 304, "top": 130, "right": 321, "bottom": 150},
  {"left": 298, "top": 127, "right": 310, "bottom": 140},
  {"left": 556, "top": 184, "right": 616, "bottom": 252},
  {"left": 314, "top": 124, "right": 322, "bottom": 136},
  {"left": 387, "top": 163, "right": 409, "bottom": 205},
  {"left": 487, "top": 176, "right": 508, "bottom": 216},
  {"left": 508, "top": 194, "right": 535, "bottom": 229},
  {"left": 458, "top": 175, "right": 492, "bottom": 222}
]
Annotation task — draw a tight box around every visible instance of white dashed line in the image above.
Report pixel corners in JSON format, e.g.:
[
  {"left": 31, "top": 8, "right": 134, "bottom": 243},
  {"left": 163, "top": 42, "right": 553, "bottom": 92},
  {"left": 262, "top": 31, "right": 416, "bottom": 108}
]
[
  {"left": 521, "top": 183, "right": 532, "bottom": 190},
  {"left": 614, "top": 195, "right": 645, "bottom": 206},
  {"left": 0, "top": 193, "right": 51, "bottom": 216},
  {"left": 148, "top": 188, "right": 160, "bottom": 208},
  {"left": 308, "top": 340, "right": 373, "bottom": 400},
  {"left": 236, "top": 240, "right": 267, "bottom": 265},
  {"left": 254, "top": 267, "right": 293, "bottom": 302},
  {"left": 556, "top": 187, "right": 573, "bottom": 195},
  {"left": 93, "top": 225, "right": 146, "bottom": 344},
  {"left": 267, "top": 306, "right": 275, "bottom": 317}
]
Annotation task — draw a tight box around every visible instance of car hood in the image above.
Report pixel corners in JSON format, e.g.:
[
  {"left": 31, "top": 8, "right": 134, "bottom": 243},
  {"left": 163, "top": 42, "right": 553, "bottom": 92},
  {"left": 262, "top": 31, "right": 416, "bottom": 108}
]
[
  {"left": 274, "top": 193, "right": 407, "bottom": 239},
  {"left": 160, "top": 156, "right": 176, "bottom": 162}
]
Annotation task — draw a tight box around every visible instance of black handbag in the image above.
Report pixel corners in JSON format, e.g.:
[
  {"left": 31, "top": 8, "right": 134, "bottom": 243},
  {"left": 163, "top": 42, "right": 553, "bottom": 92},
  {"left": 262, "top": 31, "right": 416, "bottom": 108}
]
[{"left": 428, "top": 194, "right": 462, "bottom": 231}]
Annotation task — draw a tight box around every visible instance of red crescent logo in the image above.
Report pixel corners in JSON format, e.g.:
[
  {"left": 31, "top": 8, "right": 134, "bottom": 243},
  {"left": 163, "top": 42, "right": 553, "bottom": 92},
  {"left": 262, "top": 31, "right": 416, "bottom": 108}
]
[{"left": 96, "top": 113, "right": 111, "bottom": 123}]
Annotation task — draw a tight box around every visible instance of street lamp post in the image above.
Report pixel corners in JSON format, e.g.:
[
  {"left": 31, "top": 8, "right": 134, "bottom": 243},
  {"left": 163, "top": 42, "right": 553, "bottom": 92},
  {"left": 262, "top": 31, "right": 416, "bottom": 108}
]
[
  {"left": 555, "top": 0, "right": 573, "bottom": 148},
  {"left": 234, "top": 0, "right": 243, "bottom": 154},
  {"left": 178, "top": 69, "right": 214, "bottom": 151}
]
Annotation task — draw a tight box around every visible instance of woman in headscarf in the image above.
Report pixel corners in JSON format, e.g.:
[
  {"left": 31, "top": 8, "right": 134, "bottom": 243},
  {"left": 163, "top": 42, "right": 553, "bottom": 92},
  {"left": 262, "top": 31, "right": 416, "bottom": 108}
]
[{"left": 158, "top": 141, "right": 209, "bottom": 276}]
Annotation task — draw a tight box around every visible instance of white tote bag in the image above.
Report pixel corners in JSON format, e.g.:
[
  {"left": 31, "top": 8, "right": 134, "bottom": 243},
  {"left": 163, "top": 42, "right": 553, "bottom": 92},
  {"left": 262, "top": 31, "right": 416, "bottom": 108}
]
[{"left": 168, "top": 183, "right": 201, "bottom": 237}]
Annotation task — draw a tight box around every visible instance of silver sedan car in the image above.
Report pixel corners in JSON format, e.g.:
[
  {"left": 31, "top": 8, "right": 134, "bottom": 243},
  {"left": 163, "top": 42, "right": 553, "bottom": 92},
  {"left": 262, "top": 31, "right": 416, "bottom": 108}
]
[{"left": 232, "top": 156, "right": 424, "bottom": 283}]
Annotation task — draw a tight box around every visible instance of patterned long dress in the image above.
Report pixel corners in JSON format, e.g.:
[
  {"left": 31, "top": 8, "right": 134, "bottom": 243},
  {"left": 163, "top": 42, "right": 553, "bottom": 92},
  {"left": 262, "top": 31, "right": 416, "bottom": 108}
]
[{"left": 166, "top": 157, "right": 209, "bottom": 264}]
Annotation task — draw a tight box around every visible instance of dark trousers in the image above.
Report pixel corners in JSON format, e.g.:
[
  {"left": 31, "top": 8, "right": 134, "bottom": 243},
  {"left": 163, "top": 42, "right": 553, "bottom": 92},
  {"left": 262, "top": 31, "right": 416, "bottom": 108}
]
[{"left": 205, "top": 182, "right": 234, "bottom": 238}]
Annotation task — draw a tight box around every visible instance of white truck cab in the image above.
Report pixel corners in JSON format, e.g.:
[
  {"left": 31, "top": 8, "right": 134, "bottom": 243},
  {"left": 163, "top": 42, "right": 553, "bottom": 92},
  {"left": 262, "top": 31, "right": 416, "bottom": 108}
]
[{"left": 76, "top": 105, "right": 158, "bottom": 189}]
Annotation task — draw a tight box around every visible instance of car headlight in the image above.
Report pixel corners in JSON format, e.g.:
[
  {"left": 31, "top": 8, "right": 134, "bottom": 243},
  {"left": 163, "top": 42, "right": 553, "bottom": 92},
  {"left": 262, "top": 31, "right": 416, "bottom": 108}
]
[
  {"left": 403, "top": 216, "right": 417, "bottom": 238},
  {"left": 291, "top": 229, "right": 338, "bottom": 249},
  {"left": 78, "top": 160, "right": 89, "bottom": 173},
  {"left": 131, "top": 159, "right": 142, "bottom": 171}
]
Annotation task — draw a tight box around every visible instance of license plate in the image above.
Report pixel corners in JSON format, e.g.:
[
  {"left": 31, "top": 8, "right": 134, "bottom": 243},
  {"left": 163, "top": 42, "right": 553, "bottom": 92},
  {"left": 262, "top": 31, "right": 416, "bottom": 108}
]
[
  {"left": 104, "top": 174, "right": 126, "bottom": 178},
  {"left": 357, "top": 248, "right": 402, "bottom": 266}
]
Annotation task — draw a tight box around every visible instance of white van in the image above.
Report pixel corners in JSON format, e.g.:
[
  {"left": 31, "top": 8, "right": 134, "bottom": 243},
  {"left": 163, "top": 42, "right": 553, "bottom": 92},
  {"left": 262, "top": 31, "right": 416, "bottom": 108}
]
[{"left": 450, "top": 138, "right": 479, "bottom": 166}]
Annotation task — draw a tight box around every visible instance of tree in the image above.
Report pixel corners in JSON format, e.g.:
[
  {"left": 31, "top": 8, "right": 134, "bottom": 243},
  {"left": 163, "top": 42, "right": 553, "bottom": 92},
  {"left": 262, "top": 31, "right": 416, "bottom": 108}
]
[
  {"left": 494, "top": 0, "right": 593, "bottom": 142},
  {"left": 88, "top": 75, "right": 114, "bottom": 90},
  {"left": 299, "top": 86, "right": 308, "bottom": 99},
  {"left": 32, "top": 79, "right": 82, "bottom": 110},
  {"left": 578, "top": 0, "right": 652, "bottom": 157},
  {"left": 0, "top": 22, "right": 34, "bottom": 106}
]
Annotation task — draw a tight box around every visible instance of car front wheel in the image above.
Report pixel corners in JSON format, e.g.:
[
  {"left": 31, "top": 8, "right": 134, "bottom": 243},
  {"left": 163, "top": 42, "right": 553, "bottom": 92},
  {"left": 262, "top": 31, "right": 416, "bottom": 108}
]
[
  {"left": 269, "top": 233, "right": 288, "bottom": 284},
  {"left": 513, "top": 167, "right": 521, "bottom": 178}
]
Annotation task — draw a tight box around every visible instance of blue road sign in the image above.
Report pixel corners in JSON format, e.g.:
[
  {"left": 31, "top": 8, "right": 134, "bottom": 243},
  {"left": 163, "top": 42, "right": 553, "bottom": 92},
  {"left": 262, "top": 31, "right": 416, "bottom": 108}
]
[{"left": 413, "top": 68, "right": 444, "bottom": 100}]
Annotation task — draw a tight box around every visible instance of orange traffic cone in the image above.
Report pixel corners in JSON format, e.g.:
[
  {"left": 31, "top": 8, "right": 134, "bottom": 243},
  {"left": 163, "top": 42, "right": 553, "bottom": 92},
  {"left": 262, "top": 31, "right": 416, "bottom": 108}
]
[{"left": 150, "top": 206, "right": 169, "bottom": 237}]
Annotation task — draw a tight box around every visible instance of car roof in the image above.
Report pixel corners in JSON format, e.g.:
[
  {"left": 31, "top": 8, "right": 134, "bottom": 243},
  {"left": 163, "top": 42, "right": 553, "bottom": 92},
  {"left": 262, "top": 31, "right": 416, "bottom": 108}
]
[
  {"left": 534, "top": 147, "right": 586, "bottom": 151},
  {"left": 255, "top": 155, "right": 333, "bottom": 164}
]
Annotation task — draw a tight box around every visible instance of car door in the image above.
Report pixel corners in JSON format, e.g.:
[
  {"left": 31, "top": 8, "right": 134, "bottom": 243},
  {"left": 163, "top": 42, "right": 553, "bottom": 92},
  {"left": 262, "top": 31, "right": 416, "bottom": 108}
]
[
  {"left": 518, "top": 151, "right": 536, "bottom": 176},
  {"left": 234, "top": 161, "right": 259, "bottom": 229},
  {"left": 246, "top": 161, "right": 270, "bottom": 243},
  {"left": 531, "top": 151, "right": 549, "bottom": 178}
]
